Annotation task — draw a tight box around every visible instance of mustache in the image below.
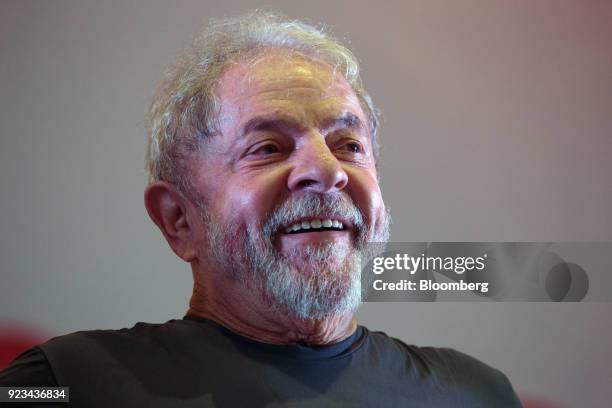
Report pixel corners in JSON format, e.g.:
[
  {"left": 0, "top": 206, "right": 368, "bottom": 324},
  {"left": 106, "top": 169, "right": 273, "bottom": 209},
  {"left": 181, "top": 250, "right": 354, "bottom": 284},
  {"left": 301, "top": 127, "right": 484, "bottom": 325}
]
[{"left": 261, "top": 193, "right": 365, "bottom": 240}]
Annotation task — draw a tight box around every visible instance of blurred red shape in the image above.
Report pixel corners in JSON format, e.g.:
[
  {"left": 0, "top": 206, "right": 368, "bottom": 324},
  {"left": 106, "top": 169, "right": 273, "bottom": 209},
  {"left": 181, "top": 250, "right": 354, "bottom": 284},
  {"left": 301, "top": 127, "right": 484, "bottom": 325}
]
[
  {"left": 522, "top": 396, "right": 563, "bottom": 408},
  {"left": 0, "top": 324, "right": 48, "bottom": 369}
]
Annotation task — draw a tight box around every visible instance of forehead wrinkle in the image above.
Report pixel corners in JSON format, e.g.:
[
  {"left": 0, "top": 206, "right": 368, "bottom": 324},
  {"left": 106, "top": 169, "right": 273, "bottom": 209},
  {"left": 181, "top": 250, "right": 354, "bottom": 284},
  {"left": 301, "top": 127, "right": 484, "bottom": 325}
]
[
  {"left": 237, "top": 93, "right": 359, "bottom": 134},
  {"left": 246, "top": 80, "right": 362, "bottom": 119},
  {"left": 255, "top": 86, "right": 327, "bottom": 100},
  {"left": 217, "top": 52, "right": 368, "bottom": 143},
  {"left": 222, "top": 51, "right": 355, "bottom": 104},
  {"left": 241, "top": 53, "right": 338, "bottom": 91},
  {"left": 239, "top": 107, "right": 366, "bottom": 142},
  {"left": 248, "top": 74, "right": 336, "bottom": 101}
]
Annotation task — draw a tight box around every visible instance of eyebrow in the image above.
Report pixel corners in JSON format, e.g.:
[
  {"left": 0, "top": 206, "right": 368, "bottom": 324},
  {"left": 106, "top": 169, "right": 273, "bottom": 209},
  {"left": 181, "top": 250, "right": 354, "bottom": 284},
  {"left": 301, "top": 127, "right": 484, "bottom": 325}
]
[
  {"left": 240, "top": 112, "right": 366, "bottom": 139},
  {"left": 321, "top": 112, "right": 366, "bottom": 134}
]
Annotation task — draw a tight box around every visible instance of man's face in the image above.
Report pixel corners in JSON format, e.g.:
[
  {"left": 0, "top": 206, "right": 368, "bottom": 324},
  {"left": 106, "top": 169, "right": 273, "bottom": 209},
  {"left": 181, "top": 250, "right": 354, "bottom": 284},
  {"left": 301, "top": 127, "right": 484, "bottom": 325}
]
[{"left": 189, "top": 51, "right": 390, "bottom": 319}]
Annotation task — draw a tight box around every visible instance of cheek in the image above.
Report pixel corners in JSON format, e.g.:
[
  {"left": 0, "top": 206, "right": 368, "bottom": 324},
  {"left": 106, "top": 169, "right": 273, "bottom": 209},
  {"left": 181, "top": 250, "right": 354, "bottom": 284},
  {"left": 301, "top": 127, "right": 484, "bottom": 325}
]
[
  {"left": 213, "top": 168, "right": 289, "bottom": 229},
  {"left": 345, "top": 168, "right": 386, "bottom": 226}
]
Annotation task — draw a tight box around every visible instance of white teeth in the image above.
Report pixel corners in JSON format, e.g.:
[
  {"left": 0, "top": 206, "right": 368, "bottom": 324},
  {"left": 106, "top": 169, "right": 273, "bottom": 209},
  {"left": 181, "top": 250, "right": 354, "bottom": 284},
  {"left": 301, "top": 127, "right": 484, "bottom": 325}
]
[{"left": 284, "top": 219, "right": 346, "bottom": 233}]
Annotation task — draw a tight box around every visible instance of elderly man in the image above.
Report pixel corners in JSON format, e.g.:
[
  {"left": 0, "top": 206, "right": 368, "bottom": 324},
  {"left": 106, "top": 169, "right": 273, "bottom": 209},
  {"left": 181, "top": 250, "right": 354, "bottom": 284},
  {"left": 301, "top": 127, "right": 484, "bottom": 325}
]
[{"left": 0, "top": 11, "right": 521, "bottom": 407}]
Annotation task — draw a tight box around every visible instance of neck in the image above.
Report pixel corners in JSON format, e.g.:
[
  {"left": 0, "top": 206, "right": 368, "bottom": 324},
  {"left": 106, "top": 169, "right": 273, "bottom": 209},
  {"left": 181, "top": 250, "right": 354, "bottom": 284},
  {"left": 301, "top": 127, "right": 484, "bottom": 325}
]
[{"left": 187, "top": 279, "right": 358, "bottom": 346}]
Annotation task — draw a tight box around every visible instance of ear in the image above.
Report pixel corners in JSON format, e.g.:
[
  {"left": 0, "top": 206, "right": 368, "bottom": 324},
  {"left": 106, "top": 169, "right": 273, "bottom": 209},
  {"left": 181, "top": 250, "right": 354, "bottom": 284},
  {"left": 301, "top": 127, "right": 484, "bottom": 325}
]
[{"left": 144, "top": 181, "right": 198, "bottom": 262}]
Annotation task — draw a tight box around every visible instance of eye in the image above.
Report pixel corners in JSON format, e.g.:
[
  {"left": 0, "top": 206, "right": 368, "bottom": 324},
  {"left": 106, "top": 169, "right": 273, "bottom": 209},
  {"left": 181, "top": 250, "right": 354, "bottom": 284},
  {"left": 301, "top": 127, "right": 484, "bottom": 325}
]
[
  {"left": 248, "top": 142, "right": 280, "bottom": 156},
  {"left": 339, "top": 141, "right": 364, "bottom": 154}
]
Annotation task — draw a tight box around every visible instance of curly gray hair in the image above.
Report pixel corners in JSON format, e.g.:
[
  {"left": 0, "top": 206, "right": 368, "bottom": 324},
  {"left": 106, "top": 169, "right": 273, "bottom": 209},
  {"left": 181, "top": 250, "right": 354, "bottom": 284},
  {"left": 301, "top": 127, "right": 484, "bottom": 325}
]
[{"left": 145, "top": 10, "right": 380, "bottom": 193}]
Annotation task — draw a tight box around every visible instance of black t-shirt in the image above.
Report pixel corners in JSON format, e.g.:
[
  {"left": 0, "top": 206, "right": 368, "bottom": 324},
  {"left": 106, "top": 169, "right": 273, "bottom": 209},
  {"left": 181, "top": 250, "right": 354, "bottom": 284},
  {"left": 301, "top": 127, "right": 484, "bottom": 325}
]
[{"left": 0, "top": 316, "right": 522, "bottom": 407}]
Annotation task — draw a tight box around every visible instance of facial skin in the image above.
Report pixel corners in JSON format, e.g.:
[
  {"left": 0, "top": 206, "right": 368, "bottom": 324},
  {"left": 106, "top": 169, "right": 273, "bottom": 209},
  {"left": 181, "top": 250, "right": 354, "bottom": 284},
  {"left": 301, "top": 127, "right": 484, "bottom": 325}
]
[{"left": 145, "top": 50, "right": 389, "bottom": 345}]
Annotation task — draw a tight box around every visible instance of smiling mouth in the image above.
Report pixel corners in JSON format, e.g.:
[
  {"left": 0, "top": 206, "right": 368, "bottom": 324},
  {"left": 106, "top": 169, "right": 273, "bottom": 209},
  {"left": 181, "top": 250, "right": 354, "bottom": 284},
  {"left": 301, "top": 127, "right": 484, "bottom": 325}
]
[{"left": 284, "top": 219, "right": 345, "bottom": 234}]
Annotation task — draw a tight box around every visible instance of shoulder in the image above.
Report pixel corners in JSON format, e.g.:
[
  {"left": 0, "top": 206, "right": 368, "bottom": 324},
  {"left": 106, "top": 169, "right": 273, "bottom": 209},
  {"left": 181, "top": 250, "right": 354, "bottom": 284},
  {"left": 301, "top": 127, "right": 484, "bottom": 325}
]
[
  {"left": 41, "top": 319, "right": 198, "bottom": 352},
  {"left": 0, "top": 347, "right": 57, "bottom": 386},
  {"left": 361, "top": 327, "right": 522, "bottom": 407},
  {"left": 0, "top": 320, "right": 221, "bottom": 405},
  {"left": 34, "top": 319, "right": 208, "bottom": 384}
]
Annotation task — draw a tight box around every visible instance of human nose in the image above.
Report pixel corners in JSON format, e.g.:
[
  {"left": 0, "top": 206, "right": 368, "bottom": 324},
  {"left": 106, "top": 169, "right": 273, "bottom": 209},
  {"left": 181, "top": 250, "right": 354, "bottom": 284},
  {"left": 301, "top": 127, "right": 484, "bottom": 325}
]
[{"left": 287, "top": 135, "right": 349, "bottom": 193}]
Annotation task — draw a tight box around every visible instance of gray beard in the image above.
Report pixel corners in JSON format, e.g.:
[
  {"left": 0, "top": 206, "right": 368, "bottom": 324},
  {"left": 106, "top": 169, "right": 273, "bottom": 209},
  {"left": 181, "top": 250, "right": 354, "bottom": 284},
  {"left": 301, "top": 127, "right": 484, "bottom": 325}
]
[{"left": 198, "top": 193, "right": 391, "bottom": 320}]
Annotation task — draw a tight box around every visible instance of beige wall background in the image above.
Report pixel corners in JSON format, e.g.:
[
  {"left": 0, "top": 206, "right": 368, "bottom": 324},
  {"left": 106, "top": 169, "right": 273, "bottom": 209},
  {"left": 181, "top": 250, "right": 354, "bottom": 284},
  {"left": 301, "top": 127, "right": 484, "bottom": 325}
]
[{"left": 1, "top": 1, "right": 611, "bottom": 406}]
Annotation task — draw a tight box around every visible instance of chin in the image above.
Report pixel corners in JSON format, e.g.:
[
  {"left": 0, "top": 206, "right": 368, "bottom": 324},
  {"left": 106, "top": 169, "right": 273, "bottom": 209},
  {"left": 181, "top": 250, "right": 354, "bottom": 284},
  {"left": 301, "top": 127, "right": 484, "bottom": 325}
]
[{"left": 261, "top": 251, "right": 362, "bottom": 320}]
